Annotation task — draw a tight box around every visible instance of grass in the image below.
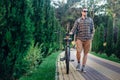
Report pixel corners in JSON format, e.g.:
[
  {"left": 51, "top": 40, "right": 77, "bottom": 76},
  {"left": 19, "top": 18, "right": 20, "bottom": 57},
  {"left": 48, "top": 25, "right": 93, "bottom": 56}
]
[
  {"left": 91, "top": 52, "right": 120, "bottom": 63},
  {"left": 19, "top": 51, "right": 61, "bottom": 80}
]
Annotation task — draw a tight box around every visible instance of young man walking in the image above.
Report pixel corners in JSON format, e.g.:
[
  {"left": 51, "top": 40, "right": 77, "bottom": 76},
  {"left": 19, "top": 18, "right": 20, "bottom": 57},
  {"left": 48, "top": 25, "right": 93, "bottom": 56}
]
[{"left": 69, "top": 8, "right": 95, "bottom": 72}]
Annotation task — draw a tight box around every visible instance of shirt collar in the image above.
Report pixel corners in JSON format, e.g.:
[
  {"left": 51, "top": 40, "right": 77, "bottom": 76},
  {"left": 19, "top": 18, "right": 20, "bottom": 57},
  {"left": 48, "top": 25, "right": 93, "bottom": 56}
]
[{"left": 81, "top": 16, "right": 88, "bottom": 19}]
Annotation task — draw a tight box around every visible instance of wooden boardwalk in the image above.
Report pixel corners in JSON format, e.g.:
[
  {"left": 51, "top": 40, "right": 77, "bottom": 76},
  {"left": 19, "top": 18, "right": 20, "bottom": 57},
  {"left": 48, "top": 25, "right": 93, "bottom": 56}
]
[{"left": 56, "top": 49, "right": 120, "bottom": 80}]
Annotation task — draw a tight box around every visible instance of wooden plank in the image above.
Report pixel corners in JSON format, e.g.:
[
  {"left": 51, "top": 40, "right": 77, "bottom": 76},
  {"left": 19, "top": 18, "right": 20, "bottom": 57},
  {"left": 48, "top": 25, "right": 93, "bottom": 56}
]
[
  {"left": 81, "top": 67, "right": 97, "bottom": 80},
  {"left": 87, "top": 58, "right": 120, "bottom": 80},
  {"left": 70, "top": 62, "right": 86, "bottom": 80},
  {"left": 71, "top": 49, "right": 120, "bottom": 68},
  {"left": 71, "top": 50, "right": 110, "bottom": 80},
  {"left": 58, "top": 51, "right": 77, "bottom": 80},
  {"left": 62, "top": 62, "right": 75, "bottom": 80},
  {"left": 89, "top": 55, "right": 120, "bottom": 74},
  {"left": 55, "top": 60, "right": 58, "bottom": 80},
  {"left": 70, "top": 52, "right": 94, "bottom": 80},
  {"left": 57, "top": 51, "right": 85, "bottom": 80},
  {"left": 69, "top": 62, "right": 79, "bottom": 80},
  {"left": 61, "top": 61, "right": 69, "bottom": 80},
  {"left": 71, "top": 60, "right": 96, "bottom": 80},
  {"left": 59, "top": 50, "right": 86, "bottom": 80},
  {"left": 84, "top": 66, "right": 110, "bottom": 80},
  {"left": 89, "top": 54, "right": 120, "bottom": 68},
  {"left": 58, "top": 61, "right": 64, "bottom": 80},
  {"left": 58, "top": 50, "right": 120, "bottom": 80}
]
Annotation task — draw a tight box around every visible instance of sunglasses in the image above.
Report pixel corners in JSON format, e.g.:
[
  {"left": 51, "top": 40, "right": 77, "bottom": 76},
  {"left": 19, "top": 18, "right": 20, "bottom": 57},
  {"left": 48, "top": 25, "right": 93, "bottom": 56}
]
[{"left": 82, "top": 10, "right": 88, "bottom": 12}]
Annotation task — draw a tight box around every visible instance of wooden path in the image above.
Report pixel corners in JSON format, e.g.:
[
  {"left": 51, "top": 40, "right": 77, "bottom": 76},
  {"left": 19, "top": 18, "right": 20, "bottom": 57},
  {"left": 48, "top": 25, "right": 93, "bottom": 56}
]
[{"left": 56, "top": 49, "right": 120, "bottom": 80}]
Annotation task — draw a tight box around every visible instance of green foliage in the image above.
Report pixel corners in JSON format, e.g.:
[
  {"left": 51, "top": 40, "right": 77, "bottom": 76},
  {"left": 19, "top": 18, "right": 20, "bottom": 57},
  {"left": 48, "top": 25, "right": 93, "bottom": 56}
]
[
  {"left": 105, "top": 16, "right": 113, "bottom": 57},
  {"left": 98, "top": 24, "right": 105, "bottom": 52},
  {"left": 92, "top": 26, "right": 99, "bottom": 52},
  {"left": 0, "top": 0, "right": 34, "bottom": 79},
  {"left": 93, "top": 16, "right": 114, "bottom": 57},
  {"left": 0, "top": 0, "right": 62, "bottom": 79},
  {"left": 92, "top": 24, "right": 104, "bottom": 53},
  {"left": 94, "top": 15, "right": 109, "bottom": 29},
  {"left": 19, "top": 51, "right": 61, "bottom": 80},
  {"left": 23, "top": 42, "right": 43, "bottom": 73},
  {"left": 32, "top": 0, "right": 45, "bottom": 44},
  {"left": 32, "top": 0, "right": 63, "bottom": 57},
  {"left": 115, "top": 23, "right": 120, "bottom": 59},
  {"left": 11, "top": 42, "right": 43, "bottom": 79}
]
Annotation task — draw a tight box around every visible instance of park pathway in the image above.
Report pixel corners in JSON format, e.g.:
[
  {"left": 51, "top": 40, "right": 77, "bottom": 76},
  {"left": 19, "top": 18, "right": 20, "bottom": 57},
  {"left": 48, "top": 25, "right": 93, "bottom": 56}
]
[{"left": 56, "top": 49, "right": 120, "bottom": 80}]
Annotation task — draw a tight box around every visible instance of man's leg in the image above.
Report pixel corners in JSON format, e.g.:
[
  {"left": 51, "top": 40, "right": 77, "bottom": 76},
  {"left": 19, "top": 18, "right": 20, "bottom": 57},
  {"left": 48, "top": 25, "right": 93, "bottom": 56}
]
[
  {"left": 81, "top": 40, "right": 91, "bottom": 72},
  {"left": 76, "top": 39, "right": 82, "bottom": 70}
]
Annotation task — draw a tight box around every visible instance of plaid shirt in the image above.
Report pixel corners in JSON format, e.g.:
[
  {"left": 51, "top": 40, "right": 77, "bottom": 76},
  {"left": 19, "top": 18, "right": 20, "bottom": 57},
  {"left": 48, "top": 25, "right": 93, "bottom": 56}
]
[{"left": 71, "top": 17, "right": 94, "bottom": 41}]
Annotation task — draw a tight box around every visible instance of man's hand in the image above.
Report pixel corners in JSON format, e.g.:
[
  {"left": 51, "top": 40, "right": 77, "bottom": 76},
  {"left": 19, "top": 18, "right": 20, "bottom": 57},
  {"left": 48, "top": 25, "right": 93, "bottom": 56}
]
[{"left": 69, "top": 32, "right": 73, "bottom": 35}]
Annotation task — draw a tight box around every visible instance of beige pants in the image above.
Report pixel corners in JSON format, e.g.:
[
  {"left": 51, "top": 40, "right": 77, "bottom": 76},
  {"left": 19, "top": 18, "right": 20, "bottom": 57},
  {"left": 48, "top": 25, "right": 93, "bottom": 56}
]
[
  {"left": 76, "top": 39, "right": 91, "bottom": 64},
  {"left": 76, "top": 39, "right": 91, "bottom": 54}
]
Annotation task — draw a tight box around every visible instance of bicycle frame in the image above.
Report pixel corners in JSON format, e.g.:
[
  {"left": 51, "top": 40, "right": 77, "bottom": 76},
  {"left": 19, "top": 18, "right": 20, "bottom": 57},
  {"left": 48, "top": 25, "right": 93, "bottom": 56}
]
[{"left": 64, "top": 34, "right": 72, "bottom": 74}]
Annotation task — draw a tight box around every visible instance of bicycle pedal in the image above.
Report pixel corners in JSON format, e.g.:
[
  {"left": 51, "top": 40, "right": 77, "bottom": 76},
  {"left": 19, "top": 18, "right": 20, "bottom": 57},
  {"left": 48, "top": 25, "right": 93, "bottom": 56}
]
[
  {"left": 70, "top": 59, "right": 74, "bottom": 62},
  {"left": 60, "top": 58, "right": 65, "bottom": 61}
]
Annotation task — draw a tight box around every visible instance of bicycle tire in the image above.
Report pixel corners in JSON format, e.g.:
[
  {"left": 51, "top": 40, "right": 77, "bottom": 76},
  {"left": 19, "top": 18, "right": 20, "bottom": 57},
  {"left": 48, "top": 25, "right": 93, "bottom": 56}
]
[{"left": 65, "top": 47, "right": 70, "bottom": 74}]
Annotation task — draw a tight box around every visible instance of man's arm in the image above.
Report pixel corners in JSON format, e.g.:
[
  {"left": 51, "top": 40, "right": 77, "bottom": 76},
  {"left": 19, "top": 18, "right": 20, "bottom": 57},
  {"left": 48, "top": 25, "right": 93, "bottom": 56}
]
[
  {"left": 69, "top": 19, "right": 78, "bottom": 35},
  {"left": 91, "top": 18, "right": 95, "bottom": 38},
  {"left": 92, "top": 19, "right": 95, "bottom": 33}
]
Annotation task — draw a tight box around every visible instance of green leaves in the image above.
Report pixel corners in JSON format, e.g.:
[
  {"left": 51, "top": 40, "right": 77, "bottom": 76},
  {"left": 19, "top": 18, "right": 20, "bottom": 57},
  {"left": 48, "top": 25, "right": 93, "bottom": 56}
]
[
  {"left": 24, "top": 42, "right": 43, "bottom": 72},
  {"left": 5, "top": 30, "right": 12, "bottom": 43},
  {"left": 0, "top": 0, "right": 62, "bottom": 79},
  {"left": 92, "top": 24, "right": 104, "bottom": 53}
]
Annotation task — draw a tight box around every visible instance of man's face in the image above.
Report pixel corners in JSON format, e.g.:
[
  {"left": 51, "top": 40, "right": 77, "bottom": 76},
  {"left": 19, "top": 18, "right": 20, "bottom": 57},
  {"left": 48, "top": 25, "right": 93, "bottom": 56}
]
[{"left": 81, "top": 9, "right": 88, "bottom": 16}]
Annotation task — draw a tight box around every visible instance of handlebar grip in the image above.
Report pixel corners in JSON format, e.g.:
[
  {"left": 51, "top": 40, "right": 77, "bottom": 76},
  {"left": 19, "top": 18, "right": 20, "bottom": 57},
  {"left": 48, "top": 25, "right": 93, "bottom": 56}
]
[{"left": 64, "top": 38, "right": 72, "bottom": 41}]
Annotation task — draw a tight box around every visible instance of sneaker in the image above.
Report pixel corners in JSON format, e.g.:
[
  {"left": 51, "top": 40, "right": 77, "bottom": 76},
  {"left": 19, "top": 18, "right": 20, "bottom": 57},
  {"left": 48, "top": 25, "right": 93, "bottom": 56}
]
[
  {"left": 81, "top": 66, "right": 86, "bottom": 73},
  {"left": 76, "top": 64, "right": 80, "bottom": 71}
]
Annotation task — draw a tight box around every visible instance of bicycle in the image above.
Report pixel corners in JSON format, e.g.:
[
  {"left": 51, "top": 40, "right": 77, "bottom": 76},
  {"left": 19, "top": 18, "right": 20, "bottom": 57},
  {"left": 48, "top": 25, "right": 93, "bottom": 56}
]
[{"left": 63, "top": 33, "right": 72, "bottom": 74}]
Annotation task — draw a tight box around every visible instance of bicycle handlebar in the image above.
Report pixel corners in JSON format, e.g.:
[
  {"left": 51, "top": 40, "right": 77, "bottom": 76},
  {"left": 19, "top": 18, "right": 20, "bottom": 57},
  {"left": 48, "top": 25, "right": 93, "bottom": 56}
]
[
  {"left": 64, "top": 37, "right": 72, "bottom": 41},
  {"left": 64, "top": 32, "right": 72, "bottom": 41}
]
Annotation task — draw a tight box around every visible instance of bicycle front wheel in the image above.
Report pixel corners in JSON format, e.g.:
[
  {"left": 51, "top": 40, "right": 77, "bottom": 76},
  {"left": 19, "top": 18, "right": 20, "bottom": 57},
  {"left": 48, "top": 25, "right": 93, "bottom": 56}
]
[{"left": 65, "top": 47, "right": 70, "bottom": 74}]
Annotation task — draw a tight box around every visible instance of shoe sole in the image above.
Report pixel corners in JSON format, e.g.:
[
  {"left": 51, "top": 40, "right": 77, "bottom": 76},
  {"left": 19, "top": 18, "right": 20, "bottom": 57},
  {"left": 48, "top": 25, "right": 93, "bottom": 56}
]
[
  {"left": 76, "top": 69, "right": 80, "bottom": 71},
  {"left": 80, "top": 70, "right": 86, "bottom": 73}
]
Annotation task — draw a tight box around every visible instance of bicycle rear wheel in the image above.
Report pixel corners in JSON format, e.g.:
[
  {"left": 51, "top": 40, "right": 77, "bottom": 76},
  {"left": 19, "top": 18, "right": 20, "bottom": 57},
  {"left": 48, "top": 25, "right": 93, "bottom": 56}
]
[{"left": 65, "top": 47, "right": 70, "bottom": 74}]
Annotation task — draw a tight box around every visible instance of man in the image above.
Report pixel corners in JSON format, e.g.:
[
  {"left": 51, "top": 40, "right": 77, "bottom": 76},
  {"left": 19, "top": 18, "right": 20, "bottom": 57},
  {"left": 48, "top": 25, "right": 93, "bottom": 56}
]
[{"left": 69, "top": 8, "right": 95, "bottom": 72}]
